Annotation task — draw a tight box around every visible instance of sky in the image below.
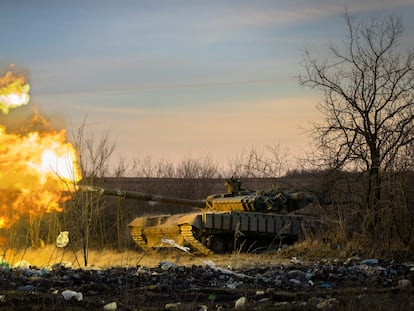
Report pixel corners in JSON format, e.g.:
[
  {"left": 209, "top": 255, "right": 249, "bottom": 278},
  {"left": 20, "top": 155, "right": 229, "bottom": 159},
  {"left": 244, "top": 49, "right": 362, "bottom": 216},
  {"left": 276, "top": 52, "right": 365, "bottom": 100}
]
[{"left": 1, "top": 0, "right": 414, "bottom": 172}]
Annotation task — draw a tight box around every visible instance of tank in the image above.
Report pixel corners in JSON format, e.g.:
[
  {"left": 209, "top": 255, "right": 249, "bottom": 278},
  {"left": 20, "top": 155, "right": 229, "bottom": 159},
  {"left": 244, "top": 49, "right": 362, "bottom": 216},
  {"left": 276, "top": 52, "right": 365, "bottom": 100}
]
[{"left": 81, "top": 178, "right": 320, "bottom": 255}]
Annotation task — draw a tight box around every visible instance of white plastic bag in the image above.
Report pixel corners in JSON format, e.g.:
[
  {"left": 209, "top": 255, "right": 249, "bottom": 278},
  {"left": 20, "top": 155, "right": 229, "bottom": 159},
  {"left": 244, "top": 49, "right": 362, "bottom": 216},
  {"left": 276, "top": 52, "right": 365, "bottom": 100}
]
[{"left": 56, "top": 231, "right": 69, "bottom": 248}]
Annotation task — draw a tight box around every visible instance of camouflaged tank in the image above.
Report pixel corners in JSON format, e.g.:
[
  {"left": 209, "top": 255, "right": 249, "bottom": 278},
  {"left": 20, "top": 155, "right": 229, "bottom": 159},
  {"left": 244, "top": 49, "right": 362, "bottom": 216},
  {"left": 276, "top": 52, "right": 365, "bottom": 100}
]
[{"left": 82, "top": 178, "right": 320, "bottom": 255}]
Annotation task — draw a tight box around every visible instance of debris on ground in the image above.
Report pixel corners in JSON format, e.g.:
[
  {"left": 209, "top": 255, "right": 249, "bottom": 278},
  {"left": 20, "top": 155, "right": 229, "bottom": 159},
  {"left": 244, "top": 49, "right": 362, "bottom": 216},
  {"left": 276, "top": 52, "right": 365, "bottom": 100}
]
[{"left": 0, "top": 256, "right": 413, "bottom": 310}]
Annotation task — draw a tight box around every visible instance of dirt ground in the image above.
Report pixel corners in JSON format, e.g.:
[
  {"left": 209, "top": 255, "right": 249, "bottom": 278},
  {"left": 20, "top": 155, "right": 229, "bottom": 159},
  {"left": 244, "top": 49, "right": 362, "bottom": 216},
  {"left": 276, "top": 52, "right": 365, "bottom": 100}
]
[{"left": 1, "top": 246, "right": 414, "bottom": 310}]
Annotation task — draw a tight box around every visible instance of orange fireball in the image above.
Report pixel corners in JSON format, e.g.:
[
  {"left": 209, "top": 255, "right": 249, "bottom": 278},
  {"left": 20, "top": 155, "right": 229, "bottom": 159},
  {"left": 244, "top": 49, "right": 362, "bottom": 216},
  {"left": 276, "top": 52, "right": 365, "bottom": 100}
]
[
  {"left": 0, "top": 71, "right": 30, "bottom": 114},
  {"left": 0, "top": 70, "right": 82, "bottom": 230}
]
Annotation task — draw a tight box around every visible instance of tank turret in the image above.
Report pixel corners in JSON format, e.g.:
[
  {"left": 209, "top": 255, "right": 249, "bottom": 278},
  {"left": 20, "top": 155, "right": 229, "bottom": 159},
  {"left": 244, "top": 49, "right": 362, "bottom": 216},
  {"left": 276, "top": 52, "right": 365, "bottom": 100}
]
[{"left": 79, "top": 179, "right": 313, "bottom": 213}]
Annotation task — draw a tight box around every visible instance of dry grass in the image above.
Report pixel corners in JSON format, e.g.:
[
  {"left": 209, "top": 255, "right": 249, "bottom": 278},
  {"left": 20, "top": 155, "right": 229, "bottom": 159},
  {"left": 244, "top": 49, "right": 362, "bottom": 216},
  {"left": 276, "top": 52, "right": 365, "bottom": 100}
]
[{"left": 1, "top": 245, "right": 294, "bottom": 269}]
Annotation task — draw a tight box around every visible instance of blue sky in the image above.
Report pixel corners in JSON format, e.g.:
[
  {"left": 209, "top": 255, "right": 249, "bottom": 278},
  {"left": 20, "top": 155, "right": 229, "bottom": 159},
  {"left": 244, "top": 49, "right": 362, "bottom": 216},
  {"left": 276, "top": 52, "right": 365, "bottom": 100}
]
[{"left": 1, "top": 0, "right": 413, "bottom": 171}]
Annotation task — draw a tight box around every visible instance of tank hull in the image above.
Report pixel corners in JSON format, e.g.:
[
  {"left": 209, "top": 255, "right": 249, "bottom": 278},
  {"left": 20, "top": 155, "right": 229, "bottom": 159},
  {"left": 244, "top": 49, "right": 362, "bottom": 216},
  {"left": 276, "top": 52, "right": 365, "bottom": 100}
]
[
  {"left": 128, "top": 211, "right": 319, "bottom": 255},
  {"left": 82, "top": 179, "right": 321, "bottom": 254}
]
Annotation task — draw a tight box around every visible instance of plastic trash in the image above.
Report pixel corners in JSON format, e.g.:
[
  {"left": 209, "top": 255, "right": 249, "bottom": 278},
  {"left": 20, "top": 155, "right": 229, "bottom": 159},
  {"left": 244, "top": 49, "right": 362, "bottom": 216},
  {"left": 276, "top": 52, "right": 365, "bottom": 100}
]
[
  {"left": 289, "top": 278, "right": 302, "bottom": 286},
  {"left": 159, "top": 261, "right": 177, "bottom": 270},
  {"left": 0, "top": 258, "right": 9, "bottom": 270},
  {"left": 287, "top": 269, "right": 308, "bottom": 281},
  {"left": 165, "top": 302, "right": 181, "bottom": 310},
  {"left": 13, "top": 260, "right": 31, "bottom": 269},
  {"left": 235, "top": 297, "right": 247, "bottom": 309},
  {"left": 161, "top": 238, "right": 191, "bottom": 253},
  {"left": 360, "top": 258, "right": 379, "bottom": 266},
  {"left": 103, "top": 302, "right": 117, "bottom": 310},
  {"left": 39, "top": 268, "right": 48, "bottom": 277},
  {"left": 319, "top": 282, "right": 333, "bottom": 289},
  {"left": 290, "top": 256, "right": 302, "bottom": 264},
  {"left": 61, "top": 289, "right": 83, "bottom": 301},
  {"left": 56, "top": 231, "right": 69, "bottom": 248}
]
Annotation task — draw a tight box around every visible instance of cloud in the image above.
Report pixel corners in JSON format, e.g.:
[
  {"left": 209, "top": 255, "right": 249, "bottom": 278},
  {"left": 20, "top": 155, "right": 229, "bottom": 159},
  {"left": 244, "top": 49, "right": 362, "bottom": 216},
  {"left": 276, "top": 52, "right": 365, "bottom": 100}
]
[{"left": 204, "top": 0, "right": 412, "bottom": 30}]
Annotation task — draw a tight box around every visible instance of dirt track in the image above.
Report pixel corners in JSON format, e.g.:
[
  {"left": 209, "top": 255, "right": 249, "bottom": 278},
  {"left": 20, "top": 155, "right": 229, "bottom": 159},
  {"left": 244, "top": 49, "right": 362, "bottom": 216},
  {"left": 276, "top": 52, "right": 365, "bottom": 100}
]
[{"left": 1, "top": 248, "right": 414, "bottom": 310}]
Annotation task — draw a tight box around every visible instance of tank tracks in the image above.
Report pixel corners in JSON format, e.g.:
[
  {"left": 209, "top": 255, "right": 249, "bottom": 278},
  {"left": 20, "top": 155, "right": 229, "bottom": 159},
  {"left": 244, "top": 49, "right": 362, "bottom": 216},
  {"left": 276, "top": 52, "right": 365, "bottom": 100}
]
[
  {"left": 130, "top": 224, "right": 213, "bottom": 255},
  {"left": 180, "top": 224, "right": 213, "bottom": 255},
  {"left": 130, "top": 226, "right": 150, "bottom": 252}
]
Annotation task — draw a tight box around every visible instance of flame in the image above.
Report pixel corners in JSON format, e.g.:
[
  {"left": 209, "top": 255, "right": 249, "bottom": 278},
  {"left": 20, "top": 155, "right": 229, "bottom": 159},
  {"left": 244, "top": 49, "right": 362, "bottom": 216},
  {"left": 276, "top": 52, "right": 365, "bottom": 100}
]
[
  {"left": 0, "top": 70, "right": 82, "bottom": 230},
  {"left": 0, "top": 71, "right": 30, "bottom": 114},
  {"left": 0, "top": 126, "right": 82, "bottom": 229}
]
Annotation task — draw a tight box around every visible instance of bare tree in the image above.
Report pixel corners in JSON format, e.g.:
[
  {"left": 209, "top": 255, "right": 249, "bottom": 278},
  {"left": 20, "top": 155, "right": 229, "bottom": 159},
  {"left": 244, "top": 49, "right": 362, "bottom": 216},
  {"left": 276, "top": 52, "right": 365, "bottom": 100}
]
[
  {"left": 130, "top": 155, "right": 176, "bottom": 177},
  {"left": 113, "top": 156, "right": 130, "bottom": 177},
  {"left": 299, "top": 13, "right": 414, "bottom": 212},
  {"left": 228, "top": 144, "right": 290, "bottom": 178},
  {"left": 154, "top": 159, "right": 176, "bottom": 178},
  {"left": 131, "top": 155, "right": 156, "bottom": 177},
  {"left": 71, "top": 115, "right": 116, "bottom": 178},
  {"left": 176, "top": 155, "right": 220, "bottom": 178},
  {"left": 67, "top": 115, "right": 116, "bottom": 265}
]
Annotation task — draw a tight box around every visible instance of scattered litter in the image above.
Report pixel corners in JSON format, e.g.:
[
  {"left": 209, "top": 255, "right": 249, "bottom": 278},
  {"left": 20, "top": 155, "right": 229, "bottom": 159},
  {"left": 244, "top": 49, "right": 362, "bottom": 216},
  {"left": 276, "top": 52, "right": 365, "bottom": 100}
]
[
  {"left": 160, "top": 261, "right": 177, "bottom": 270},
  {"left": 290, "top": 256, "right": 302, "bottom": 264},
  {"left": 52, "top": 261, "right": 73, "bottom": 269},
  {"left": 38, "top": 268, "right": 48, "bottom": 277},
  {"left": 201, "top": 260, "right": 250, "bottom": 278},
  {"left": 0, "top": 254, "right": 412, "bottom": 309},
  {"left": 360, "top": 258, "right": 378, "bottom": 266},
  {"left": 289, "top": 278, "right": 302, "bottom": 286},
  {"left": 287, "top": 269, "right": 308, "bottom": 281},
  {"left": 216, "top": 305, "right": 224, "bottom": 311},
  {"left": 225, "top": 281, "right": 243, "bottom": 289},
  {"left": 134, "top": 266, "right": 150, "bottom": 275},
  {"left": 13, "top": 260, "right": 31, "bottom": 269},
  {"left": 345, "top": 256, "right": 361, "bottom": 265},
  {"left": 103, "top": 302, "right": 117, "bottom": 310},
  {"left": 0, "top": 257, "right": 9, "bottom": 269},
  {"left": 61, "top": 289, "right": 83, "bottom": 301},
  {"left": 319, "top": 283, "right": 333, "bottom": 289},
  {"left": 235, "top": 296, "right": 247, "bottom": 309},
  {"left": 165, "top": 302, "right": 181, "bottom": 310},
  {"left": 161, "top": 238, "right": 191, "bottom": 253},
  {"left": 56, "top": 231, "right": 69, "bottom": 248},
  {"left": 207, "top": 293, "right": 216, "bottom": 302}
]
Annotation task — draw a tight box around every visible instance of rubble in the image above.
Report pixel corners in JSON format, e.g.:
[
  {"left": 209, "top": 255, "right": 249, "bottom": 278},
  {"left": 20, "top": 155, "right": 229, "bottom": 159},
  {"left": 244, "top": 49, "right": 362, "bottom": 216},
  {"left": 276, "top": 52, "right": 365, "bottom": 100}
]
[{"left": 0, "top": 256, "right": 413, "bottom": 310}]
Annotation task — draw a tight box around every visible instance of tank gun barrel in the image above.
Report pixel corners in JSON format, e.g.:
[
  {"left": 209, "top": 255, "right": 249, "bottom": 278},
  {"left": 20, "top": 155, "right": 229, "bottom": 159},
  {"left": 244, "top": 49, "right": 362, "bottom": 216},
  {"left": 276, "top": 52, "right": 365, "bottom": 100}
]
[{"left": 78, "top": 185, "right": 206, "bottom": 208}]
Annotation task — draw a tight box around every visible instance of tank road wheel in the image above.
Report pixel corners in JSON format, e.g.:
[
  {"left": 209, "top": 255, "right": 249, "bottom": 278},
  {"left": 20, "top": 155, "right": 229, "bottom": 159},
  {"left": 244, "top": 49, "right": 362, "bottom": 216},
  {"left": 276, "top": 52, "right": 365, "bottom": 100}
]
[
  {"left": 130, "top": 227, "right": 150, "bottom": 252},
  {"left": 180, "top": 224, "right": 213, "bottom": 255},
  {"left": 207, "top": 236, "right": 227, "bottom": 254}
]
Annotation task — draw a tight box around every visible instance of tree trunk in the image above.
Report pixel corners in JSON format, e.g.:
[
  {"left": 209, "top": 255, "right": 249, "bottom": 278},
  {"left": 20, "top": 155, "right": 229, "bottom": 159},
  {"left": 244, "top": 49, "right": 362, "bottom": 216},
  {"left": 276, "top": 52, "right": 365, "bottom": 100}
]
[
  {"left": 368, "top": 165, "right": 381, "bottom": 210},
  {"left": 365, "top": 156, "right": 382, "bottom": 240}
]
